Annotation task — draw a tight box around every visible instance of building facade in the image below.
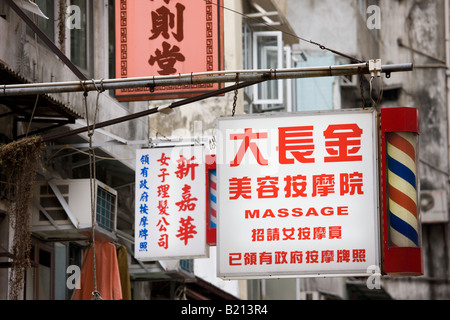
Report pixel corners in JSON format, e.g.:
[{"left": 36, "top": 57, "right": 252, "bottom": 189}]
[{"left": 0, "top": 0, "right": 449, "bottom": 300}]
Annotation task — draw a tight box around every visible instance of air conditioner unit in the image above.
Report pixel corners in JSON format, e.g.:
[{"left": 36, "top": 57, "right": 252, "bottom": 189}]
[
  {"left": 31, "top": 179, "right": 117, "bottom": 240},
  {"left": 420, "top": 190, "right": 448, "bottom": 224}
]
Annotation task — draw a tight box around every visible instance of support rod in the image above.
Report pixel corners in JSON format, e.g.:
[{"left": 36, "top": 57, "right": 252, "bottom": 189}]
[
  {"left": 40, "top": 80, "right": 263, "bottom": 143},
  {"left": 0, "top": 63, "right": 413, "bottom": 97}
]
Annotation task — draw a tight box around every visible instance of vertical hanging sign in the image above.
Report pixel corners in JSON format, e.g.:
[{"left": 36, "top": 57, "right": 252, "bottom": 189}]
[
  {"left": 216, "top": 109, "right": 381, "bottom": 279},
  {"left": 115, "top": 0, "right": 224, "bottom": 101},
  {"left": 135, "top": 146, "right": 207, "bottom": 261}
]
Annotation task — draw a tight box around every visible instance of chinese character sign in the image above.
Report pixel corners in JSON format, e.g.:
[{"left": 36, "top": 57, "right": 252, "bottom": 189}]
[
  {"left": 115, "top": 0, "right": 224, "bottom": 101},
  {"left": 216, "top": 110, "right": 381, "bottom": 279},
  {"left": 135, "top": 146, "right": 207, "bottom": 261}
]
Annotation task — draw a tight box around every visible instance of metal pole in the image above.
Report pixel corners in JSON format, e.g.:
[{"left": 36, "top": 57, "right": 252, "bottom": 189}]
[
  {"left": 0, "top": 63, "right": 413, "bottom": 97},
  {"left": 40, "top": 80, "right": 264, "bottom": 143}
]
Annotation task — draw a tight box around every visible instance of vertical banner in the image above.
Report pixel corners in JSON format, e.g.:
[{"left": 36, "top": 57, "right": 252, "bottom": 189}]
[
  {"left": 135, "top": 146, "right": 207, "bottom": 261},
  {"left": 115, "top": 0, "right": 224, "bottom": 101},
  {"left": 216, "top": 110, "right": 381, "bottom": 279}
]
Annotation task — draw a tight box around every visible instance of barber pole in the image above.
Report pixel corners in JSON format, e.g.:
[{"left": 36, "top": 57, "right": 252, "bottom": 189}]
[
  {"left": 381, "top": 107, "right": 423, "bottom": 276},
  {"left": 209, "top": 169, "right": 218, "bottom": 229},
  {"left": 206, "top": 155, "right": 217, "bottom": 245},
  {"left": 387, "top": 132, "right": 419, "bottom": 247}
]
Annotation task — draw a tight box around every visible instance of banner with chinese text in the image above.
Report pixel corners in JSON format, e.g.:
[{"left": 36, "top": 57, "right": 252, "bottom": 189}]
[
  {"left": 115, "top": 0, "right": 224, "bottom": 101},
  {"left": 135, "top": 146, "right": 207, "bottom": 261},
  {"left": 216, "top": 109, "right": 381, "bottom": 279}
]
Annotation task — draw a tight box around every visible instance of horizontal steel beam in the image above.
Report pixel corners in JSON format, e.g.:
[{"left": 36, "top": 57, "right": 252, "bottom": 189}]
[
  {"left": 0, "top": 63, "right": 413, "bottom": 97},
  {"left": 40, "top": 80, "right": 264, "bottom": 143}
]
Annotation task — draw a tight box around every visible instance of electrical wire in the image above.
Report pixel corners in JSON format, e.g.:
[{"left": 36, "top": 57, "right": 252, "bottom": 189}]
[
  {"left": 46, "top": 145, "right": 135, "bottom": 163},
  {"left": 205, "top": 0, "right": 364, "bottom": 63}
]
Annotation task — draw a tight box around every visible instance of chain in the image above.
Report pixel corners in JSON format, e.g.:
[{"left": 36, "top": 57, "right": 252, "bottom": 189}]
[
  {"left": 232, "top": 73, "right": 239, "bottom": 117},
  {"left": 359, "top": 68, "right": 367, "bottom": 109}
]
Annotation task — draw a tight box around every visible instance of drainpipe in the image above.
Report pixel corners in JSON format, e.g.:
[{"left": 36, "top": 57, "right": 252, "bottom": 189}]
[
  {"left": 446, "top": 0, "right": 450, "bottom": 158},
  {"left": 445, "top": 0, "right": 450, "bottom": 285},
  {"left": 446, "top": 0, "right": 450, "bottom": 129}
]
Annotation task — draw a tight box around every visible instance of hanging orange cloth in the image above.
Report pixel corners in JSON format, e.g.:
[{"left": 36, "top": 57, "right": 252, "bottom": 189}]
[
  {"left": 72, "top": 241, "right": 123, "bottom": 300},
  {"left": 117, "top": 245, "right": 132, "bottom": 300}
]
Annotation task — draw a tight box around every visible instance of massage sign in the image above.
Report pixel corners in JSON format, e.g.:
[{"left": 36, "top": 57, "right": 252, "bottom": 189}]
[
  {"left": 216, "top": 110, "right": 381, "bottom": 278},
  {"left": 135, "top": 146, "right": 207, "bottom": 261}
]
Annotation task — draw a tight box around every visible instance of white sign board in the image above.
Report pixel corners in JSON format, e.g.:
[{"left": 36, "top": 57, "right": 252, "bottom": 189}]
[
  {"left": 135, "top": 146, "right": 207, "bottom": 261},
  {"left": 217, "top": 110, "right": 380, "bottom": 279}
]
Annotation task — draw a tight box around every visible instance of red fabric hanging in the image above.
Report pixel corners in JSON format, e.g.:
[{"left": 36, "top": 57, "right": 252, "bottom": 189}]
[{"left": 72, "top": 241, "right": 123, "bottom": 300}]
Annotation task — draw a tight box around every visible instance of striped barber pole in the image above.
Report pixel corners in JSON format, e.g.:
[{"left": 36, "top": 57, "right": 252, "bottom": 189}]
[
  {"left": 209, "top": 169, "right": 217, "bottom": 229},
  {"left": 387, "top": 132, "right": 419, "bottom": 247}
]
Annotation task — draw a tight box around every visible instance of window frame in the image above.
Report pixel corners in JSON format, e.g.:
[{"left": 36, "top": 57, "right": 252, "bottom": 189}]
[
  {"left": 252, "top": 31, "right": 284, "bottom": 105},
  {"left": 25, "top": 241, "right": 55, "bottom": 300},
  {"left": 68, "top": 0, "right": 94, "bottom": 76}
]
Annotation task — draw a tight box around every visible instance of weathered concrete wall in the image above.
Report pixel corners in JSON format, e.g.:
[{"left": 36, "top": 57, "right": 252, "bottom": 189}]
[
  {"left": 284, "top": 0, "right": 450, "bottom": 300},
  {"left": 149, "top": 0, "right": 244, "bottom": 140},
  {"left": 287, "top": 0, "right": 359, "bottom": 61},
  {"left": 380, "top": 0, "right": 450, "bottom": 300},
  {"left": 0, "top": 1, "right": 148, "bottom": 170}
]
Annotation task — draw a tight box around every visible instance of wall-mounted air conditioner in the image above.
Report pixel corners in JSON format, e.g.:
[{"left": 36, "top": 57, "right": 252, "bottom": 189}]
[
  {"left": 420, "top": 190, "right": 448, "bottom": 224},
  {"left": 31, "top": 179, "right": 117, "bottom": 239}
]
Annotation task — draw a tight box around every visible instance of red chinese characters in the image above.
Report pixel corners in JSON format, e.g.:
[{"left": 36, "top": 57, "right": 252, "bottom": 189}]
[
  {"left": 176, "top": 216, "right": 197, "bottom": 245},
  {"left": 174, "top": 155, "right": 199, "bottom": 246},
  {"left": 228, "top": 172, "right": 365, "bottom": 200},
  {"left": 156, "top": 152, "right": 171, "bottom": 250},
  {"left": 230, "top": 128, "right": 269, "bottom": 167},
  {"left": 323, "top": 124, "right": 363, "bottom": 163},
  {"left": 278, "top": 126, "right": 315, "bottom": 164},
  {"left": 229, "top": 123, "right": 363, "bottom": 167},
  {"left": 251, "top": 226, "right": 343, "bottom": 242},
  {"left": 228, "top": 249, "right": 367, "bottom": 266},
  {"left": 176, "top": 184, "right": 198, "bottom": 212}
]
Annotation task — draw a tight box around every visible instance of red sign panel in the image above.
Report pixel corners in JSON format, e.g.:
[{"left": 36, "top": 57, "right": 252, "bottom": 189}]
[{"left": 115, "top": 0, "right": 224, "bottom": 101}]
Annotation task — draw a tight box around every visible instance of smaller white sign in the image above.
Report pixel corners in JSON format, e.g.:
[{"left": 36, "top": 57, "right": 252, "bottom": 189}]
[{"left": 135, "top": 146, "right": 207, "bottom": 261}]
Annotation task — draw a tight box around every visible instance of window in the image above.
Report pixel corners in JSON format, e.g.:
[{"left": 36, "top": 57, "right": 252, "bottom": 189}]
[
  {"left": 0, "top": 1, "right": 7, "bottom": 20},
  {"left": 108, "top": 0, "right": 115, "bottom": 80},
  {"left": 25, "top": 242, "right": 54, "bottom": 300},
  {"left": 96, "top": 185, "right": 116, "bottom": 232},
  {"left": 294, "top": 51, "right": 337, "bottom": 112},
  {"left": 243, "top": 24, "right": 294, "bottom": 113},
  {"left": 69, "top": 0, "right": 93, "bottom": 74},
  {"left": 252, "top": 31, "right": 284, "bottom": 105},
  {"left": 25, "top": 241, "right": 83, "bottom": 300},
  {"left": 26, "top": 0, "right": 56, "bottom": 46}
]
